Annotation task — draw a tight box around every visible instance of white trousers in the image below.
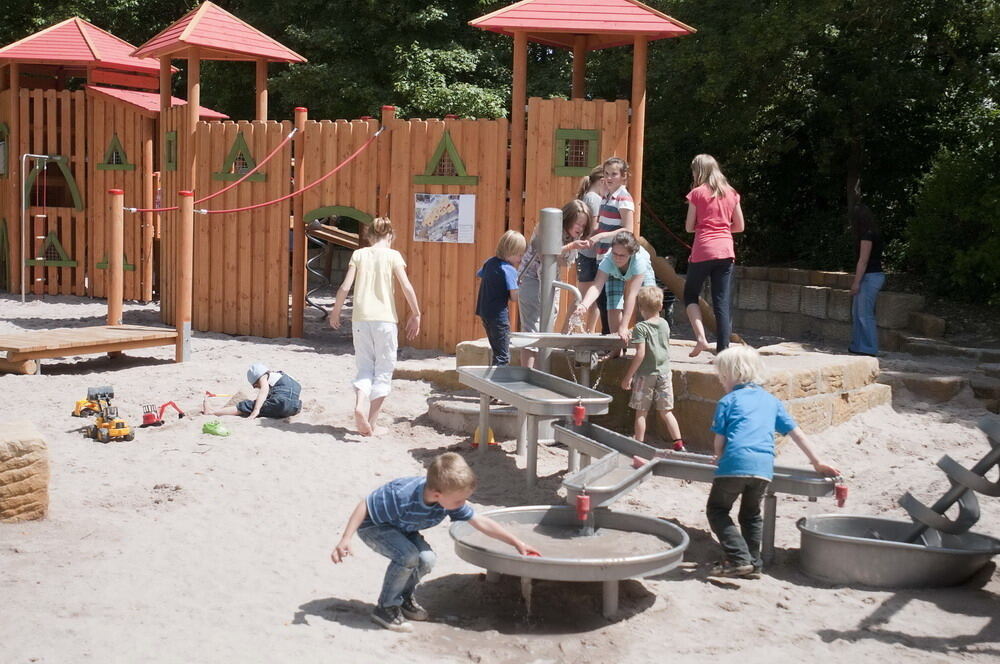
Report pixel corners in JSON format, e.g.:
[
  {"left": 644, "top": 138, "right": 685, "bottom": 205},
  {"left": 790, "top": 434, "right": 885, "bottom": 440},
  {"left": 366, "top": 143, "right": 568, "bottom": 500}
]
[{"left": 352, "top": 321, "right": 398, "bottom": 400}]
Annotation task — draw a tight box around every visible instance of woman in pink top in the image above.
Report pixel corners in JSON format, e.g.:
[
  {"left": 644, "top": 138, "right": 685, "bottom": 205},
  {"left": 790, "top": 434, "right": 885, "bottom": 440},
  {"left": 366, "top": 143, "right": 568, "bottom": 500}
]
[{"left": 683, "top": 154, "right": 745, "bottom": 357}]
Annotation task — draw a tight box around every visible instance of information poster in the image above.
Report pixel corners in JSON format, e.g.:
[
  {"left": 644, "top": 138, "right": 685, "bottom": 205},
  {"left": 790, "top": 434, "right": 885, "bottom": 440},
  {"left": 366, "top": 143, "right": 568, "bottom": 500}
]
[{"left": 413, "top": 193, "right": 475, "bottom": 243}]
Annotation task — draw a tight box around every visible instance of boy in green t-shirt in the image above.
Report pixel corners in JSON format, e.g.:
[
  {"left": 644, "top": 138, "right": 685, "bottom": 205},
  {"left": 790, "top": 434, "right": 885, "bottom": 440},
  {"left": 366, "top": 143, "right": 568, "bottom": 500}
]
[{"left": 620, "top": 286, "right": 686, "bottom": 450}]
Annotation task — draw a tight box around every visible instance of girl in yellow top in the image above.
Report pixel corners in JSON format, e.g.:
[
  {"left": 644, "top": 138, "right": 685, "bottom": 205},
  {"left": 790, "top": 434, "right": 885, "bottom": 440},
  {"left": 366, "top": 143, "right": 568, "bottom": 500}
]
[{"left": 331, "top": 218, "right": 420, "bottom": 436}]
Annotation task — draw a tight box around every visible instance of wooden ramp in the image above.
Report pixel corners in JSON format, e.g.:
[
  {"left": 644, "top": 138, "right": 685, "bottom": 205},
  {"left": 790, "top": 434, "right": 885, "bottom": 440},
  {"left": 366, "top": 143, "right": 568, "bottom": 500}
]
[{"left": 0, "top": 325, "right": 178, "bottom": 373}]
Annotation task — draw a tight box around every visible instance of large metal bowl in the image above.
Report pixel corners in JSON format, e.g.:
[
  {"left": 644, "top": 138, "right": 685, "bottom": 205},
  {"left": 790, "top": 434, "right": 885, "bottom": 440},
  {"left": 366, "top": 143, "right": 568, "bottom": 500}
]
[
  {"left": 798, "top": 514, "right": 1000, "bottom": 588},
  {"left": 450, "top": 505, "right": 688, "bottom": 582}
]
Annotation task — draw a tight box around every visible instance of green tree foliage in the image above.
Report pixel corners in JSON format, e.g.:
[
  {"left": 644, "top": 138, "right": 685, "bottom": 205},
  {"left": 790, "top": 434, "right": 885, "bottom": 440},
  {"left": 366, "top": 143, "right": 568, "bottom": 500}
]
[{"left": 908, "top": 110, "right": 1000, "bottom": 304}]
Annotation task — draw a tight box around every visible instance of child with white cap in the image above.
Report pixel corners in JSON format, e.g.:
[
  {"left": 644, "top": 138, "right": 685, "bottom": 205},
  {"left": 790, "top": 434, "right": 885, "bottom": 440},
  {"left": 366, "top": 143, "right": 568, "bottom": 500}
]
[{"left": 203, "top": 363, "right": 302, "bottom": 420}]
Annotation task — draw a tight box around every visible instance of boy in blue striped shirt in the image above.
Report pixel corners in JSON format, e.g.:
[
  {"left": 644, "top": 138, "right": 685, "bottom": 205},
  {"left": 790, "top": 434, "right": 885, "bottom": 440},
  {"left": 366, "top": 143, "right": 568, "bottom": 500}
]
[{"left": 331, "top": 452, "right": 539, "bottom": 632}]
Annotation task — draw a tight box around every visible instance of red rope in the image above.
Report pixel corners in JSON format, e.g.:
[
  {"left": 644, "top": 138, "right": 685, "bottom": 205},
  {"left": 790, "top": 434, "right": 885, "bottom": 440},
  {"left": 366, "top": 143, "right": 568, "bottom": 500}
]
[
  {"left": 127, "top": 127, "right": 299, "bottom": 213},
  {"left": 202, "top": 128, "right": 382, "bottom": 215},
  {"left": 641, "top": 196, "right": 692, "bottom": 251}
]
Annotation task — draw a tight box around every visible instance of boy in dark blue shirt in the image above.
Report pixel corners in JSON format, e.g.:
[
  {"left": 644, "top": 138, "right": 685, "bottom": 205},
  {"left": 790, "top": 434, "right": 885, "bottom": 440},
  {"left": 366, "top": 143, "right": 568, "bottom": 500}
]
[
  {"left": 707, "top": 346, "right": 840, "bottom": 578},
  {"left": 331, "top": 452, "right": 539, "bottom": 631},
  {"left": 475, "top": 230, "right": 525, "bottom": 365}
]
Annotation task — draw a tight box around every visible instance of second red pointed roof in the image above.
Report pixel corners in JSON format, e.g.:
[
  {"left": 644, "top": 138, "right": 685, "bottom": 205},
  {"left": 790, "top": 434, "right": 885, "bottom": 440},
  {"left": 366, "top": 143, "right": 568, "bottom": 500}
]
[{"left": 132, "top": 1, "right": 306, "bottom": 63}]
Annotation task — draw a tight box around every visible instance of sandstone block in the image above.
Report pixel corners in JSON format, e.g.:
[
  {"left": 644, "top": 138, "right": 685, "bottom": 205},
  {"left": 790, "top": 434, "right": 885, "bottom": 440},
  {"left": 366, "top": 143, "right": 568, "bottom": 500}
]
[
  {"left": 741, "top": 310, "right": 776, "bottom": 334},
  {"left": 684, "top": 369, "right": 726, "bottom": 401},
  {"left": 818, "top": 363, "right": 848, "bottom": 392},
  {"left": 0, "top": 421, "right": 49, "bottom": 522},
  {"left": 779, "top": 313, "right": 813, "bottom": 340},
  {"left": 841, "top": 357, "right": 879, "bottom": 390},
  {"left": 790, "top": 368, "right": 823, "bottom": 399},
  {"left": 876, "top": 292, "right": 926, "bottom": 329},
  {"left": 820, "top": 319, "right": 852, "bottom": 344},
  {"left": 971, "top": 376, "right": 1000, "bottom": 401},
  {"left": 800, "top": 286, "right": 830, "bottom": 319},
  {"left": 769, "top": 283, "right": 802, "bottom": 313},
  {"left": 768, "top": 267, "right": 790, "bottom": 283},
  {"left": 672, "top": 398, "right": 719, "bottom": 452},
  {"left": 877, "top": 328, "right": 905, "bottom": 352},
  {"left": 456, "top": 339, "right": 494, "bottom": 368},
  {"left": 827, "top": 289, "right": 853, "bottom": 323},
  {"left": 743, "top": 266, "right": 769, "bottom": 280},
  {"left": 865, "top": 383, "right": 892, "bottom": 407},
  {"left": 831, "top": 389, "right": 870, "bottom": 425},
  {"left": 908, "top": 311, "right": 946, "bottom": 339},
  {"left": 981, "top": 364, "right": 1000, "bottom": 380},
  {"left": 786, "top": 395, "right": 832, "bottom": 433},
  {"left": 737, "top": 279, "right": 769, "bottom": 311},
  {"left": 888, "top": 373, "right": 966, "bottom": 403},
  {"left": 762, "top": 370, "right": 794, "bottom": 400},
  {"left": 786, "top": 268, "right": 811, "bottom": 285},
  {"left": 733, "top": 265, "right": 747, "bottom": 279}
]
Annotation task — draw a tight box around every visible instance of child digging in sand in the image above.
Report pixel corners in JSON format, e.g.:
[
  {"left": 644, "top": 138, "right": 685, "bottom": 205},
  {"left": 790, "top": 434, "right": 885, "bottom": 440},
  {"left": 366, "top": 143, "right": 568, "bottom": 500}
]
[
  {"left": 331, "top": 452, "right": 540, "bottom": 632},
  {"left": 330, "top": 217, "right": 421, "bottom": 436},
  {"left": 706, "top": 345, "right": 839, "bottom": 578},
  {"left": 202, "top": 363, "right": 302, "bottom": 420}
]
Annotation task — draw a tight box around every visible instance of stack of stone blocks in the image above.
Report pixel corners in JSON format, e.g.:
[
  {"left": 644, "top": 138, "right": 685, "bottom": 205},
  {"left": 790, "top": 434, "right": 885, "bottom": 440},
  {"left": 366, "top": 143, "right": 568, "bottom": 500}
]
[
  {"left": 0, "top": 421, "right": 50, "bottom": 522},
  {"left": 732, "top": 267, "right": 932, "bottom": 349}
]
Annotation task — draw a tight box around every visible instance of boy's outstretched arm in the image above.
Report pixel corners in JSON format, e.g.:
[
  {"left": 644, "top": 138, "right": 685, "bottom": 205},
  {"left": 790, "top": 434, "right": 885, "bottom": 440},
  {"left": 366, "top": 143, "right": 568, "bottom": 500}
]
[
  {"left": 469, "top": 515, "right": 540, "bottom": 556},
  {"left": 788, "top": 428, "right": 840, "bottom": 476},
  {"left": 247, "top": 380, "right": 269, "bottom": 420},
  {"left": 621, "top": 341, "right": 645, "bottom": 390},
  {"left": 393, "top": 263, "right": 422, "bottom": 340},
  {"left": 331, "top": 500, "right": 369, "bottom": 563},
  {"left": 329, "top": 264, "right": 357, "bottom": 330}
]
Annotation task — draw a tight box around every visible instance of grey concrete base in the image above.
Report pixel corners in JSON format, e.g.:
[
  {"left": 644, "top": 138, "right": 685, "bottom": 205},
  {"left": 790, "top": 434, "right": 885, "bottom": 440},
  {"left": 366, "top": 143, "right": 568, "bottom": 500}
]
[{"left": 427, "top": 398, "right": 522, "bottom": 440}]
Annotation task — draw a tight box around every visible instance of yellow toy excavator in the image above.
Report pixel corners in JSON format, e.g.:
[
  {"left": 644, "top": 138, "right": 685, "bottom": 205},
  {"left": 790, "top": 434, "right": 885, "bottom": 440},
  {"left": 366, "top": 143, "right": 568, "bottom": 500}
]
[{"left": 81, "top": 387, "right": 134, "bottom": 443}]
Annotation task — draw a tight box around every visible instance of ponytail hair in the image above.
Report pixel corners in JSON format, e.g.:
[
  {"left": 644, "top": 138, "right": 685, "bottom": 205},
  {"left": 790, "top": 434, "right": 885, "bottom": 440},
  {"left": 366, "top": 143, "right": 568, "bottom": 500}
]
[
  {"left": 690, "top": 154, "right": 732, "bottom": 198},
  {"left": 576, "top": 164, "right": 604, "bottom": 199},
  {"left": 365, "top": 216, "right": 394, "bottom": 244}
]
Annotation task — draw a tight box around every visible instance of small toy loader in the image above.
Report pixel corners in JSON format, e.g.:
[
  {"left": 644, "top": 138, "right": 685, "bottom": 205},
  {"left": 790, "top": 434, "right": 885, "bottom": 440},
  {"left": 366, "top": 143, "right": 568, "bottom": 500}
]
[{"left": 81, "top": 387, "right": 134, "bottom": 443}]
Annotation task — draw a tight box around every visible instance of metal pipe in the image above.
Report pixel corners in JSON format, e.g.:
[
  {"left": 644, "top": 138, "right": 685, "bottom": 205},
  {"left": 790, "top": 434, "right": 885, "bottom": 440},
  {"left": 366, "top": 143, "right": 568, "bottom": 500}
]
[
  {"left": 20, "top": 153, "right": 57, "bottom": 303},
  {"left": 538, "top": 207, "right": 562, "bottom": 373}
]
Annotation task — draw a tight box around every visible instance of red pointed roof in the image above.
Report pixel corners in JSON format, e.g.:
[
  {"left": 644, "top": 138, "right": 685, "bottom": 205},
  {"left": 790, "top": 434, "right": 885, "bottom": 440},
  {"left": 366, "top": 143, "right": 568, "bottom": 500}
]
[
  {"left": 470, "top": 0, "right": 695, "bottom": 50},
  {"left": 132, "top": 1, "right": 306, "bottom": 63},
  {"left": 0, "top": 17, "right": 163, "bottom": 74},
  {"left": 86, "top": 85, "right": 228, "bottom": 120}
]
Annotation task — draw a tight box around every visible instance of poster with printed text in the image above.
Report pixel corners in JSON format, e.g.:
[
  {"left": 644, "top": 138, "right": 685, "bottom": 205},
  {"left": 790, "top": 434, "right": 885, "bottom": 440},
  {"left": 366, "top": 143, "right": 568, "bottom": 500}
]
[{"left": 413, "top": 194, "right": 475, "bottom": 243}]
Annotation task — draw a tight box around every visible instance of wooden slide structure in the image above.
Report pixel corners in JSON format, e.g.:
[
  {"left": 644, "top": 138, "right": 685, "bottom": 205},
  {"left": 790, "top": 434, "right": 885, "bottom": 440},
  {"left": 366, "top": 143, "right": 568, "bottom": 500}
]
[
  {"left": 0, "top": 191, "right": 180, "bottom": 375},
  {"left": 638, "top": 237, "right": 743, "bottom": 346}
]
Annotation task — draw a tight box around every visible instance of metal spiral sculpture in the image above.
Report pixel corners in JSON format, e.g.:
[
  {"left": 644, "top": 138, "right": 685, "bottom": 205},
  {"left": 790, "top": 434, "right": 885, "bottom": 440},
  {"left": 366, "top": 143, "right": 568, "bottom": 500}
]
[
  {"left": 305, "top": 221, "right": 331, "bottom": 319},
  {"left": 900, "top": 416, "right": 1000, "bottom": 544}
]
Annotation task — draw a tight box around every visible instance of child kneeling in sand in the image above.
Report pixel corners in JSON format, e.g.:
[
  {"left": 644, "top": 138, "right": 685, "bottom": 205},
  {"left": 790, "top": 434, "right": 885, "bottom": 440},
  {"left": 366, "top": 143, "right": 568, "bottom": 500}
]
[
  {"left": 707, "top": 346, "right": 839, "bottom": 578},
  {"left": 331, "top": 452, "right": 540, "bottom": 632},
  {"left": 203, "top": 363, "right": 302, "bottom": 420}
]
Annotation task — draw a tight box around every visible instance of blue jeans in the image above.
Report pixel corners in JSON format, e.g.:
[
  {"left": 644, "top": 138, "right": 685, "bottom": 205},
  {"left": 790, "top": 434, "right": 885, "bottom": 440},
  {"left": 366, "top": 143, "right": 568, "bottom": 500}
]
[
  {"left": 706, "top": 476, "right": 769, "bottom": 568},
  {"left": 481, "top": 310, "right": 510, "bottom": 366},
  {"left": 684, "top": 258, "right": 735, "bottom": 353},
  {"left": 850, "top": 272, "right": 885, "bottom": 355},
  {"left": 357, "top": 523, "right": 436, "bottom": 608}
]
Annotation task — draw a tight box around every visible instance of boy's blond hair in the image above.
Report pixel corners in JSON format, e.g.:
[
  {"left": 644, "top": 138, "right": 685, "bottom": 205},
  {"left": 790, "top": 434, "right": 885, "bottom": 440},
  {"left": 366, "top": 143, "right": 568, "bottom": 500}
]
[
  {"left": 426, "top": 452, "right": 477, "bottom": 493},
  {"left": 495, "top": 230, "right": 526, "bottom": 260},
  {"left": 636, "top": 285, "right": 662, "bottom": 317},
  {"left": 715, "top": 345, "right": 765, "bottom": 386}
]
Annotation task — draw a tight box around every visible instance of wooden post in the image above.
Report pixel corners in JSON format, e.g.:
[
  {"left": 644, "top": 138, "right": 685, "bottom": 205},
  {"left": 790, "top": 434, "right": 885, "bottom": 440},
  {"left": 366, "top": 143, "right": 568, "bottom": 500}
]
[
  {"left": 572, "top": 36, "right": 587, "bottom": 99},
  {"left": 629, "top": 35, "right": 649, "bottom": 230},
  {"left": 107, "top": 189, "right": 124, "bottom": 326},
  {"left": 159, "top": 57, "right": 171, "bottom": 115},
  {"left": 255, "top": 60, "right": 268, "bottom": 121},
  {"left": 185, "top": 52, "right": 200, "bottom": 192},
  {"left": 176, "top": 191, "right": 194, "bottom": 362},
  {"left": 8, "top": 62, "right": 20, "bottom": 293},
  {"left": 290, "top": 107, "right": 308, "bottom": 337},
  {"left": 142, "top": 118, "right": 155, "bottom": 302},
  {"left": 509, "top": 30, "right": 528, "bottom": 233}
]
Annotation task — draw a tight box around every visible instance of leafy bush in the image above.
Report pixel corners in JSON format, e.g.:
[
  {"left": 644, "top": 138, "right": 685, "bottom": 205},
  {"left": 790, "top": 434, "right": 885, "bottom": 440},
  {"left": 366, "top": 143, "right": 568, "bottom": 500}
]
[{"left": 907, "top": 111, "right": 1000, "bottom": 305}]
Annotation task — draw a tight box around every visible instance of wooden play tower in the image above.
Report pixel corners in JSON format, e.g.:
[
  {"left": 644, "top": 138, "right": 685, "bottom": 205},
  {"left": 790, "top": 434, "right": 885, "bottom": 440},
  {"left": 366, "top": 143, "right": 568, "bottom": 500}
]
[{"left": 0, "top": 0, "right": 696, "bottom": 356}]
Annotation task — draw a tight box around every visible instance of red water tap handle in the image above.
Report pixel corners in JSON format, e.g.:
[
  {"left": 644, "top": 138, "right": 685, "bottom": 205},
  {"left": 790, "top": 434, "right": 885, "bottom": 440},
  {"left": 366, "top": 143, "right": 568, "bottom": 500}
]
[
  {"left": 835, "top": 483, "right": 848, "bottom": 508},
  {"left": 573, "top": 400, "right": 586, "bottom": 426},
  {"left": 576, "top": 493, "right": 591, "bottom": 522}
]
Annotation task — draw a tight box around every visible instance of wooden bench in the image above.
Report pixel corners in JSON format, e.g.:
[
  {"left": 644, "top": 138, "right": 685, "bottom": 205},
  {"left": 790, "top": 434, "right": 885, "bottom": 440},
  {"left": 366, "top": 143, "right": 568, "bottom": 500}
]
[{"left": 0, "top": 325, "right": 179, "bottom": 374}]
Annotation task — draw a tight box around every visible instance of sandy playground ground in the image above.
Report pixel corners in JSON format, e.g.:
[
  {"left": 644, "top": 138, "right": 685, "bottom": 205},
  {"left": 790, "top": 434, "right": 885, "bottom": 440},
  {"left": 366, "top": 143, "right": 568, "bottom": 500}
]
[{"left": 1, "top": 293, "right": 999, "bottom": 663}]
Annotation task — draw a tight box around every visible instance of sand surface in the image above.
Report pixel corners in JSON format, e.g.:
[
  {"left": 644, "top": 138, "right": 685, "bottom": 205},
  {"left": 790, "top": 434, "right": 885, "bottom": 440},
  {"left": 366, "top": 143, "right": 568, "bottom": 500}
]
[{"left": 2, "top": 294, "right": 999, "bottom": 663}]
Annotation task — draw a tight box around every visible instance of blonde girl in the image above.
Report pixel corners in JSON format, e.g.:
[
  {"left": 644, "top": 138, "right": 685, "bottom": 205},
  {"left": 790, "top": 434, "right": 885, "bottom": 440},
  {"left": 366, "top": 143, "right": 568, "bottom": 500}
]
[
  {"left": 683, "top": 154, "right": 745, "bottom": 357},
  {"left": 330, "top": 217, "right": 421, "bottom": 436}
]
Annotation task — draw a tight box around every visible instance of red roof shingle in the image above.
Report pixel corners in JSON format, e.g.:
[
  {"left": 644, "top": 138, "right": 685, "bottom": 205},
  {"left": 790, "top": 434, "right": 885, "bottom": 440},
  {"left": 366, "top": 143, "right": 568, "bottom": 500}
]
[
  {"left": 0, "top": 17, "right": 163, "bottom": 73},
  {"left": 87, "top": 85, "right": 229, "bottom": 120}
]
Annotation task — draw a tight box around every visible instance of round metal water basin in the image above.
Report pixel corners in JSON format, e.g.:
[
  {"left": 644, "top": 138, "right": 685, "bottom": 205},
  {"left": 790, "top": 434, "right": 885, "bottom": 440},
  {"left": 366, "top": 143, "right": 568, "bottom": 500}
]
[
  {"left": 798, "top": 514, "right": 1000, "bottom": 588},
  {"left": 450, "top": 506, "right": 688, "bottom": 582}
]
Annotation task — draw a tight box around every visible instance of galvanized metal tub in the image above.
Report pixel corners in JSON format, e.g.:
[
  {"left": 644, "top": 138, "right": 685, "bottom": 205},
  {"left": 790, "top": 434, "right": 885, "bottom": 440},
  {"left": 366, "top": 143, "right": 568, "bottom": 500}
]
[
  {"left": 798, "top": 514, "right": 1000, "bottom": 588},
  {"left": 450, "top": 506, "right": 688, "bottom": 582}
]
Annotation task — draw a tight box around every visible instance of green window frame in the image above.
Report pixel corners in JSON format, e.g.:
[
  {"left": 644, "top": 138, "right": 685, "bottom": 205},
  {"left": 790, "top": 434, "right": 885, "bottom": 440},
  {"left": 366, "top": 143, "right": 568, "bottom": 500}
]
[
  {"left": 213, "top": 132, "right": 265, "bottom": 182},
  {"left": 96, "top": 134, "right": 136, "bottom": 171},
  {"left": 164, "top": 131, "right": 177, "bottom": 172},
  {"left": 23, "top": 156, "right": 84, "bottom": 211},
  {"left": 553, "top": 128, "right": 600, "bottom": 177},
  {"left": 0, "top": 123, "right": 8, "bottom": 178},
  {"left": 24, "top": 230, "right": 78, "bottom": 267},
  {"left": 95, "top": 253, "right": 136, "bottom": 272},
  {"left": 413, "top": 130, "right": 478, "bottom": 185}
]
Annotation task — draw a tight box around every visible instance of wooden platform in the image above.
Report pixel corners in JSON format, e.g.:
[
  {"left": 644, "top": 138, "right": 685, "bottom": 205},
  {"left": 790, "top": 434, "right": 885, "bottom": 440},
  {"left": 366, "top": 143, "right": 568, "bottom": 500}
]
[{"left": 0, "top": 325, "right": 178, "bottom": 369}]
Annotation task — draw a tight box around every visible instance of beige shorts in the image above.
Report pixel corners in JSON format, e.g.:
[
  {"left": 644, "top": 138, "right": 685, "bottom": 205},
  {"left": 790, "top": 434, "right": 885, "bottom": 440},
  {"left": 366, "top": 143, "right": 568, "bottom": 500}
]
[{"left": 629, "top": 373, "right": 674, "bottom": 412}]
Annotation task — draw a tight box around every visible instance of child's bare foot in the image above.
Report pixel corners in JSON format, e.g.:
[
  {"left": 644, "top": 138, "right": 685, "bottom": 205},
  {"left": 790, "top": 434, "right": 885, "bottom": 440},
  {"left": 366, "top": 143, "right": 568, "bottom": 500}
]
[
  {"left": 354, "top": 410, "right": 372, "bottom": 436},
  {"left": 202, "top": 396, "right": 210, "bottom": 415},
  {"left": 369, "top": 425, "right": 386, "bottom": 437},
  {"left": 689, "top": 340, "right": 712, "bottom": 357}
]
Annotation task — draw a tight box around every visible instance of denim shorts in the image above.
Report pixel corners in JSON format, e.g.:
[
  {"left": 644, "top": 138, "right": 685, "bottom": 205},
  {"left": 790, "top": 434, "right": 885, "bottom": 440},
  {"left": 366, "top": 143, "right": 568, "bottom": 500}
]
[
  {"left": 237, "top": 375, "right": 302, "bottom": 418},
  {"left": 576, "top": 254, "right": 598, "bottom": 283}
]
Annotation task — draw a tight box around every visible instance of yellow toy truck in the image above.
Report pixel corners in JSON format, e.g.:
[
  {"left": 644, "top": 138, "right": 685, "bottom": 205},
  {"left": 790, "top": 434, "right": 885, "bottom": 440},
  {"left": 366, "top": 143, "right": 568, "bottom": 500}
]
[{"left": 80, "top": 387, "right": 135, "bottom": 443}]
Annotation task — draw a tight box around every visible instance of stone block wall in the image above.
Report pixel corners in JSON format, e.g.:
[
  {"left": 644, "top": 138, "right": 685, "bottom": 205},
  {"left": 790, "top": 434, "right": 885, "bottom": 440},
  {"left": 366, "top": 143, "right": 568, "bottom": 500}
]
[{"left": 731, "top": 266, "right": 929, "bottom": 349}]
